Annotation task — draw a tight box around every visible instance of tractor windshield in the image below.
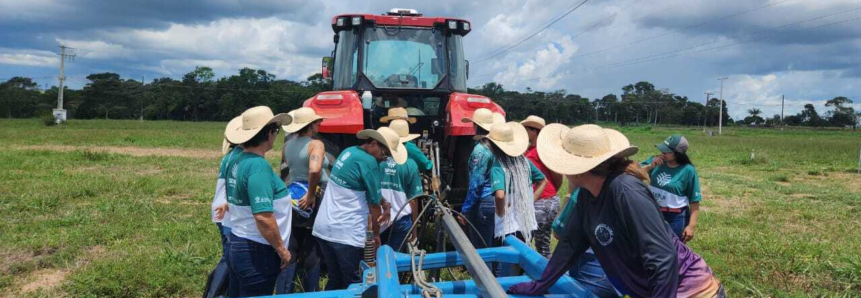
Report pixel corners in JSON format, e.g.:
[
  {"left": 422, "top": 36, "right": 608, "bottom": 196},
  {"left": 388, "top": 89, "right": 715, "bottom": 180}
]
[{"left": 362, "top": 27, "right": 445, "bottom": 89}]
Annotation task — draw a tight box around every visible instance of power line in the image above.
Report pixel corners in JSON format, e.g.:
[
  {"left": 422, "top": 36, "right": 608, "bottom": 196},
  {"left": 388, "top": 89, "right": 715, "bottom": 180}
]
[
  {"left": 511, "top": 7, "right": 861, "bottom": 83},
  {"left": 472, "top": 0, "right": 591, "bottom": 63}
]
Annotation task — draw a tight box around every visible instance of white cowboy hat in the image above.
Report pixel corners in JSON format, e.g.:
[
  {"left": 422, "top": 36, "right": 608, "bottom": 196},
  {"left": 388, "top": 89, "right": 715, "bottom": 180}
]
[
  {"left": 461, "top": 108, "right": 505, "bottom": 132},
  {"left": 225, "top": 106, "right": 292, "bottom": 144},
  {"left": 282, "top": 107, "right": 326, "bottom": 133},
  {"left": 357, "top": 126, "right": 408, "bottom": 164},
  {"left": 389, "top": 119, "right": 420, "bottom": 142},
  {"left": 537, "top": 124, "right": 638, "bottom": 175},
  {"left": 477, "top": 121, "right": 529, "bottom": 157},
  {"left": 520, "top": 115, "right": 546, "bottom": 130},
  {"left": 380, "top": 107, "right": 417, "bottom": 124}
]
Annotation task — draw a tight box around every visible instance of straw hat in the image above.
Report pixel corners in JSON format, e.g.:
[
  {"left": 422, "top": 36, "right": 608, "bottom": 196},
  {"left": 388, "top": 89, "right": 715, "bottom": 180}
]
[
  {"left": 477, "top": 121, "right": 529, "bottom": 157},
  {"left": 537, "top": 124, "right": 638, "bottom": 175},
  {"left": 282, "top": 107, "right": 326, "bottom": 133},
  {"left": 380, "top": 107, "right": 417, "bottom": 124},
  {"left": 461, "top": 108, "right": 505, "bottom": 132},
  {"left": 225, "top": 106, "right": 292, "bottom": 144},
  {"left": 520, "top": 115, "right": 546, "bottom": 130},
  {"left": 357, "top": 127, "right": 407, "bottom": 164},
  {"left": 389, "top": 119, "right": 420, "bottom": 142}
]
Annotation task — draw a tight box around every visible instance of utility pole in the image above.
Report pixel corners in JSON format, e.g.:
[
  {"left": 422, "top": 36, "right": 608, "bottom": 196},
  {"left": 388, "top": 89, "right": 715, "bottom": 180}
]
[
  {"left": 55, "top": 45, "right": 76, "bottom": 123},
  {"left": 140, "top": 75, "right": 145, "bottom": 121},
  {"left": 781, "top": 95, "right": 785, "bottom": 129},
  {"left": 704, "top": 92, "right": 714, "bottom": 130},
  {"left": 717, "top": 77, "right": 728, "bottom": 135}
]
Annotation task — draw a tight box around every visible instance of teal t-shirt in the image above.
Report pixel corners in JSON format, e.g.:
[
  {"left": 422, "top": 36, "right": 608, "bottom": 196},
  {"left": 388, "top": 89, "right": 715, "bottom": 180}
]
[
  {"left": 552, "top": 188, "right": 580, "bottom": 235},
  {"left": 218, "top": 146, "right": 243, "bottom": 179},
  {"left": 642, "top": 156, "right": 702, "bottom": 207},
  {"left": 329, "top": 146, "right": 382, "bottom": 205},
  {"left": 231, "top": 153, "right": 290, "bottom": 213},
  {"left": 379, "top": 158, "right": 423, "bottom": 199},
  {"left": 490, "top": 158, "right": 546, "bottom": 192},
  {"left": 405, "top": 141, "right": 433, "bottom": 171}
]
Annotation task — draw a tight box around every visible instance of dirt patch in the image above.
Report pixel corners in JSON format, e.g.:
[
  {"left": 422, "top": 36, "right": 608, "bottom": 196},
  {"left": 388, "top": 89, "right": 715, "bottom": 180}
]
[
  {"left": 830, "top": 172, "right": 861, "bottom": 193},
  {"left": 0, "top": 249, "right": 32, "bottom": 274},
  {"left": 18, "top": 145, "right": 222, "bottom": 159},
  {"left": 20, "top": 269, "right": 67, "bottom": 293},
  {"left": 156, "top": 193, "right": 204, "bottom": 206}
]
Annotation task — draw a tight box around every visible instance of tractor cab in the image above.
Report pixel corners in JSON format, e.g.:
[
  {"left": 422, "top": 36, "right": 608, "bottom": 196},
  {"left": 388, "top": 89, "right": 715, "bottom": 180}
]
[{"left": 304, "top": 8, "right": 504, "bottom": 206}]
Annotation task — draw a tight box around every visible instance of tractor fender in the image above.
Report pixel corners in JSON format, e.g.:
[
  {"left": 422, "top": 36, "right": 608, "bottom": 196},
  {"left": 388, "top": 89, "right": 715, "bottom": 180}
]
[
  {"left": 303, "top": 90, "right": 365, "bottom": 134},
  {"left": 445, "top": 92, "right": 505, "bottom": 136}
]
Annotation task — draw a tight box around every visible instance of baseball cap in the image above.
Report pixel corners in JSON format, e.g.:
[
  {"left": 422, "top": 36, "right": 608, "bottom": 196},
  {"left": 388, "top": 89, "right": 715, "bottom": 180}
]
[{"left": 656, "top": 134, "right": 689, "bottom": 154}]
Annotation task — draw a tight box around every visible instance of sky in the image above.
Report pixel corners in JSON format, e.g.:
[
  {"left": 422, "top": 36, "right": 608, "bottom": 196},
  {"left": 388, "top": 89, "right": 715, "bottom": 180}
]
[{"left": 1, "top": 0, "right": 860, "bottom": 120}]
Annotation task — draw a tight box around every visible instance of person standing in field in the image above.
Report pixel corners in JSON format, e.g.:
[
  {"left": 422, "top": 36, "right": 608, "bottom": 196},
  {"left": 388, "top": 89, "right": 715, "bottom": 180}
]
[
  {"left": 460, "top": 108, "right": 505, "bottom": 249},
  {"left": 509, "top": 124, "right": 725, "bottom": 298},
  {"left": 378, "top": 119, "right": 424, "bottom": 252},
  {"left": 641, "top": 135, "right": 702, "bottom": 242},
  {"left": 275, "top": 107, "right": 329, "bottom": 294},
  {"left": 203, "top": 138, "right": 242, "bottom": 298},
  {"left": 520, "top": 115, "right": 562, "bottom": 258},
  {"left": 312, "top": 127, "right": 406, "bottom": 290},
  {"left": 380, "top": 107, "right": 433, "bottom": 172},
  {"left": 223, "top": 106, "right": 294, "bottom": 297}
]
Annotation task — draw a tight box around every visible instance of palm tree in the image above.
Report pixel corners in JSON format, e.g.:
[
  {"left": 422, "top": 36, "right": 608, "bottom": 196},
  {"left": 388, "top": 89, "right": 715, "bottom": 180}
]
[{"left": 748, "top": 108, "right": 762, "bottom": 118}]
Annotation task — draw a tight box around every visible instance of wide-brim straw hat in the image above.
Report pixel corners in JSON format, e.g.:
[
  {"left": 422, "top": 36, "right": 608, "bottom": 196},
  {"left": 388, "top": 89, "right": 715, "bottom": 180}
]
[
  {"left": 389, "top": 119, "right": 420, "bottom": 142},
  {"left": 477, "top": 121, "right": 529, "bottom": 157},
  {"left": 225, "top": 106, "right": 292, "bottom": 144},
  {"left": 357, "top": 126, "right": 407, "bottom": 164},
  {"left": 282, "top": 107, "right": 326, "bottom": 133},
  {"left": 520, "top": 115, "right": 546, "bottom": 130},
  {"left": 380, "top": 107, "right": 417, "bottom": 124},
  {"left": 537, "top": 124, "right": 638, "bottom": 175},
  {"left": 461, "top": 108, "right": 505, "bottom": 132}
]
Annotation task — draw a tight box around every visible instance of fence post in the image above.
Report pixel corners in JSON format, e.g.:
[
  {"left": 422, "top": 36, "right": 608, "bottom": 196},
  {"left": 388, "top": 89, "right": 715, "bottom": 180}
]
[{"left": 857, "top": 147, "right": 860, "bottom": 174}]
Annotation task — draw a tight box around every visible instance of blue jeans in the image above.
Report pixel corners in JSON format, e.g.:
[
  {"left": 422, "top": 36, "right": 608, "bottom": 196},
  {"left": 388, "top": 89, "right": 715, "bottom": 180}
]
[
  {"left": 467, "top": 195, "right": 496, "bottom": 250},
  {"left": 381, "top": 215, "right": 412, "bottom": 252},
  {"left": 275, "top": 228, "right": 321, "bottom": 294},
  {"left": 227, "top": 234, "right": 281, "bottom": 297},
  {"left": 569, "top": 251, "right": 617, "bottom": 298},
  {"left": 217, "top": 223, "right": 231, "bottom": 262},
  {"left": 662, "top": 207, "right": 689, "bottom": 239},
  {"left": 318, "top": 239, "right": 363, "bottom": 290}
]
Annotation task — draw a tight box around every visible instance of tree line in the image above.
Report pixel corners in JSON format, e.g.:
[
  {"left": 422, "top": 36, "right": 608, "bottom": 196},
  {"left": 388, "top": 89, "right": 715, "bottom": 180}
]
[{"left": 1, "top": 67, "right": 858, "bottom": 129}]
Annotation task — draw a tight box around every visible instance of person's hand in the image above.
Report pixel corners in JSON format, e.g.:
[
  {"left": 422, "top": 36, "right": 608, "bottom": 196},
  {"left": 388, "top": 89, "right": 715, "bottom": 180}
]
[
  {"left": 297, "top": 194, "right": 313, "bottom": 210},
  {"left": 277, "top": 247, "right": 292, "bottom": 270},
  {"left": 378, "top": 201, "right": 392, "bottom": 226},
  {"left": 373, "top": 236, "right": 382, "bottom": 250},
  {"left": 650, "top": 155, "right": 665, "bottom": 168},
  {"left": 682, "top": 225, "right": 695, "bottom": 243},
  {"left": 456, "top": 214, "right": 467, "bottom": 226},
  {"left": 214, "top": 203, "right": 229, "bottom": 220}
]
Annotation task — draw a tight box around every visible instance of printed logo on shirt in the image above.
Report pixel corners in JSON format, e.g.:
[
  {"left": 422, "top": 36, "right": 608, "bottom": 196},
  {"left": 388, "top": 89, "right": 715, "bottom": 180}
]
[
  {"left": 594, "top": 224, "right": 614, "bottom": 246},
  {"left": 254, "top": 196, "right": 271, "bottom": 204},
  {"left": 656, "top": 172, "right": 672, "bottom": 187},
  {"left": 386, "top": 157, "right": 397, "bottom": 169}
]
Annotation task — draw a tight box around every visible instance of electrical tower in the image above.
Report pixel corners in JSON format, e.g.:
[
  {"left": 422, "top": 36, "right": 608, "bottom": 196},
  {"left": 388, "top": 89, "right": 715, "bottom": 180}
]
[{"left": 54, "top": 45, "right": 76, "bottom": 123}]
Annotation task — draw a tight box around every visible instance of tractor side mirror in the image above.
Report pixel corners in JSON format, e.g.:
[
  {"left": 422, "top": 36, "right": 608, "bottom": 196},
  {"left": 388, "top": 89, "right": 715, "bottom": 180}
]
[
  {"left": 431, "top": 58, "right": 440, "bottom": 75},
  {"left": 322, "top": 56, "right": 334, "bottom": 79}
]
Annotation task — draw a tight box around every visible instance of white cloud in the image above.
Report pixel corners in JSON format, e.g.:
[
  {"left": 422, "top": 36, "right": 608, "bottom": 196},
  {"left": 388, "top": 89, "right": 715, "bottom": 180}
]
[
  {"left": 721, "top": 71, "right": 861, "bottom": 119},
  {"left": 493, "top": 34, "right": 579, "bottom": 89},
  {"left": 0, "top": 48, "right": 58, "bottom": 67},
  {"left": 55, "top": 39, "right": 127, "bottom": 59}
]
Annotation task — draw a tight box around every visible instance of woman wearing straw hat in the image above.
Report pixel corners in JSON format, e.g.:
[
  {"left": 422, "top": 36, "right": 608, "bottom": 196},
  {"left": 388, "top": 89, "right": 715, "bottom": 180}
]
[
  {"left": 274, "top": 107, "right": 329, "bottom": 294},
  {"left": 459, "top": 108, "right": 505, "bottom": 237},
  {"left": 203, "top": 138, "right": 241, "bottom": 298},
  {"left": 520, "top": 115, "right": 562, "bottom": 258},
  {"left": 222, "top": 106, "right": 294, "bottom": 297},
  {"left": 381, "top": 108, "right": 432, "bottom": 171},
  {"left": 509, "top": 124, "right": 725, "bottom": 298},
  {"left": 378, "top": 119, "right": 424, "bottom": 252},
  {"left": 641, "top": 135, "right": 702, "bottom": 243},
  {"left": 312, "top": 127, "right": 407, "bottom": 290},
  {"left": 479, "top": 121, "right": 547, "bottom": 275}
]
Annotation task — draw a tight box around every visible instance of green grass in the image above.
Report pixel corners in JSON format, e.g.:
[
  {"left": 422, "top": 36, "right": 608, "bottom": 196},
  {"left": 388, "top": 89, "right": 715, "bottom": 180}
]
[{"left": 1, "top": 119, "right": 859, "bottom": 297}]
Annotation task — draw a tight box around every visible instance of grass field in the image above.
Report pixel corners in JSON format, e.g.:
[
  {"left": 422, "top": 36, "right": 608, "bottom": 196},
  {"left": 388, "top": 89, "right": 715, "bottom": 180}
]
[{"left": 0, "top": 119, "right": 859, "bottom": 297}]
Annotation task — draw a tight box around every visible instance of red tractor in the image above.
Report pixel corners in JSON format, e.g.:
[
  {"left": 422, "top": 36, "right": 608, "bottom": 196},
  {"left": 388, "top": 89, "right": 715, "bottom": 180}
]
[{"left": 304, "top": 8, "right": 505, "bottom": 207}]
